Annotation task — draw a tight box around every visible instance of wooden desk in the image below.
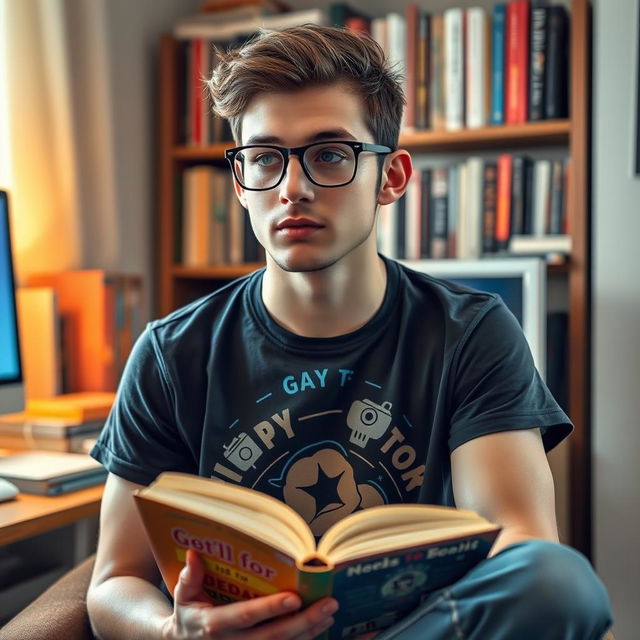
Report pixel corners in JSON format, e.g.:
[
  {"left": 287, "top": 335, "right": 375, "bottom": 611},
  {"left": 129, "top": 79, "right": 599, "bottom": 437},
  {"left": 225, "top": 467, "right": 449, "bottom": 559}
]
[{"left": 0, "top": 485, "right": 103, "bottom": 546}]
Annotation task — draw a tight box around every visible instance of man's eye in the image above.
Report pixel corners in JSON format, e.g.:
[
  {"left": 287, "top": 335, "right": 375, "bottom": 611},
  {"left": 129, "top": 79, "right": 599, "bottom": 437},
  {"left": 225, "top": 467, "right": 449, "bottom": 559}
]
[
  {"left": 254, "top": 154, "right": 280, "bottom": 166},
  {"left": 316, "top": 149, "right": 346, "bottom": 164}
]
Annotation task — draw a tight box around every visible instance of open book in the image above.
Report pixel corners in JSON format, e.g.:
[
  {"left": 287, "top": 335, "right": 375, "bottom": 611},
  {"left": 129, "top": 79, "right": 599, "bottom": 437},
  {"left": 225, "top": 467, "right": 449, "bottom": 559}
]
[{"left": 135, "top": 472, "right": 500, "bottom": 639}]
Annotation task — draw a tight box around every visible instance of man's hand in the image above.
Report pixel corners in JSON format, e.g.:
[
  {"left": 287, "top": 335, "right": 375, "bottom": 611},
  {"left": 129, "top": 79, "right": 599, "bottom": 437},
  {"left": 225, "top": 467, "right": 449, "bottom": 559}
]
[{"left": 161, "top": 549, "right": 339, "bottom": 640}]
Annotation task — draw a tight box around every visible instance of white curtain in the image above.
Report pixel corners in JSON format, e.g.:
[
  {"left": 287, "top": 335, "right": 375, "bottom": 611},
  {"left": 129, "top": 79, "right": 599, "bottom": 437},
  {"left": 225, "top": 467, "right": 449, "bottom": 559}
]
[{"left": 0, "top": 0, "right": 118, "bottom": 283}]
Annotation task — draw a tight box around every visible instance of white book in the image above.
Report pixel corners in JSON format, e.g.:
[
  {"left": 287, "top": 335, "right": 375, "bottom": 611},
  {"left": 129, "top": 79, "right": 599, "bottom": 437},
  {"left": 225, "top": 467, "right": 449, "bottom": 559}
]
[
  {"left": 465, "top": 157, "right": 485, "bottom": 258},
  {"left": 532, "top": 160, "right": 552, "bottom": 236},
  {"left": 174, "top": 8, "right": 327, "bottom": 40},
  {"left": 509, "top": 234, "right": 572, "bottom": 254},
  {"left": 444, "top": 8, "right": 464, "bottom": 131},
  {"left": 457, "top": 162, "right": 469, "bottom": 258},
  {"left": 386, "top": 13, "right": 407, "bottom": 130},
  {"left": 465, "top": 8, "right": 488, "bottom": 129}
]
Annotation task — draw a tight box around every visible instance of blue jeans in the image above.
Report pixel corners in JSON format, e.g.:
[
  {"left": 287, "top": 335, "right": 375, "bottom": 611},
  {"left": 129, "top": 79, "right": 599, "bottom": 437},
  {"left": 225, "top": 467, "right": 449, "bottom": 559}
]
[{"left": 375, "top": 541, "right": 613, "bottom": 640}]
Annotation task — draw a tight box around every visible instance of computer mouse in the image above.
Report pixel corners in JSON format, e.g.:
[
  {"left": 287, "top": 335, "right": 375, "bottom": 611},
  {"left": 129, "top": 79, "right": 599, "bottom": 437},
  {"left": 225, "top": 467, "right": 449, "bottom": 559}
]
[{"left": 0, "top": 478, "right": 19, "bottom": 502}]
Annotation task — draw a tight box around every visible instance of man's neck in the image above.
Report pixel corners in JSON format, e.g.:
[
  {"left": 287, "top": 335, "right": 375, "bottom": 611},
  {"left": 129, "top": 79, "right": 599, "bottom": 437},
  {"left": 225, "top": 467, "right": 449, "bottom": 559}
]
[{"left": 261, "top": 252, "right": 388, "bottom": 338}]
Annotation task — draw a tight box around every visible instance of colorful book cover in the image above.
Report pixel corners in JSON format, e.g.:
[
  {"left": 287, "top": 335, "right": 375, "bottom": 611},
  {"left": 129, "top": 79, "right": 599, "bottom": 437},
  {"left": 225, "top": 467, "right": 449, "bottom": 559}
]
[{"left": 490, "top": 4, "right": 507, "bottom": 125}]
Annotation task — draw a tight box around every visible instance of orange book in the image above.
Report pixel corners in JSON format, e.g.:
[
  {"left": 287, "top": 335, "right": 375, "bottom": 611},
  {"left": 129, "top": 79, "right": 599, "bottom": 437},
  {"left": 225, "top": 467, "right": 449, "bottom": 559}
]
[
  {"left": 26, "top": 392, "right": 115, "bottom": 422},
  {"left": 495, "top": 154, "right": 513, "bottom": 250},
  {"left": 135, "top": 472, "right": 500, "bottom": 640}
]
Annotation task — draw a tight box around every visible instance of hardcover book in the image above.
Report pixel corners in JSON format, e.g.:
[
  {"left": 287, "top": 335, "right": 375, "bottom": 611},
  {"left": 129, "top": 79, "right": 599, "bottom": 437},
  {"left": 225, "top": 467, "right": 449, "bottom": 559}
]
[{"left": 135, "top": 472, "right": 500, "bottom": 640}]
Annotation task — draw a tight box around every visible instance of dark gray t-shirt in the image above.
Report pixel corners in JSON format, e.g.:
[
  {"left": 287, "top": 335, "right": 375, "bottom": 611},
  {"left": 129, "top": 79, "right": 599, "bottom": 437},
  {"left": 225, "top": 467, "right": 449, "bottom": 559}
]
[{"left": 91, "top": 257, "right": 571, "bottom": 537}]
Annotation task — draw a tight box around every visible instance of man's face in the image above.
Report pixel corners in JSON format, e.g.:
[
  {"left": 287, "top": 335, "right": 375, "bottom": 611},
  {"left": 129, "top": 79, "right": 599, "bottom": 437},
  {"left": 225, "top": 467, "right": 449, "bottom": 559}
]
[{"left": 234, "top": 83, "right": 383, "bottom": 273}]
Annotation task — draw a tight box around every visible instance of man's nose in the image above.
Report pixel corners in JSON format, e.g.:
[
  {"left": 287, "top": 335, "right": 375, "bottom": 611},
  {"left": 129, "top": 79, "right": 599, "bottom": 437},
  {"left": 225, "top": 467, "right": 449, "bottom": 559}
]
[{"left": 278, "top": 155, "right": 314, "bottom": 203}]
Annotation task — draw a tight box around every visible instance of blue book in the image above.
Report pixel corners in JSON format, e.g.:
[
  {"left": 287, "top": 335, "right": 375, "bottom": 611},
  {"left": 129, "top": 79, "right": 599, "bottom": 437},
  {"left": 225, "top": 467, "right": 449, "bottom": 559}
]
[{"left": 491, "top": 4, "right": 507, "bottom": 125}]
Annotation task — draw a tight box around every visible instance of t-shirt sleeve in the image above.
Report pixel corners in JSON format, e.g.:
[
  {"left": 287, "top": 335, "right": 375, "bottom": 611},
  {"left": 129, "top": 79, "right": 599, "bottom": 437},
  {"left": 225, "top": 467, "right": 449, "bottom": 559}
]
[
  {"left": 448, "top": 298, "right": 572, "bottom": 453},
  {"left": 90, "top": 326, "right": 196, "bottom": 485}
]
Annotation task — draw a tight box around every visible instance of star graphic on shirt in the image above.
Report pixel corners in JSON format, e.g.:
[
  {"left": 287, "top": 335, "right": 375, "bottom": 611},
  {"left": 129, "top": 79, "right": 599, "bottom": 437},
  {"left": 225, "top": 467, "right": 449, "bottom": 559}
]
[{"left": 297, "top": 464, "right": 346, "bottom": 522}]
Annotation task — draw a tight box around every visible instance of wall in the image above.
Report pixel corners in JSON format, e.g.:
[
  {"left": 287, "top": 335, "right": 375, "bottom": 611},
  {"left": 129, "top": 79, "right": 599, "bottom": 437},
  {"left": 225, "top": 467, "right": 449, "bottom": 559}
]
[{"left": 592, "top": 0, "right": 640, "bottom": 636}]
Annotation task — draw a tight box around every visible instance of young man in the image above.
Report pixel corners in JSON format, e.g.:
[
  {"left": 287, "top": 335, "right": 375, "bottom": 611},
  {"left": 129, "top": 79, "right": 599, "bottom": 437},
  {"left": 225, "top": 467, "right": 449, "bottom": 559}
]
[{"left": 87, "top": 25, "right": 612, "bottom": 640}]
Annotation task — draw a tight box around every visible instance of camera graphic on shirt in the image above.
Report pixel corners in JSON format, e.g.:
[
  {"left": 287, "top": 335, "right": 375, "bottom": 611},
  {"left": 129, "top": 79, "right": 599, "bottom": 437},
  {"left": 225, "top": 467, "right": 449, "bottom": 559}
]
[
  {"left": 223, "top": 432, "right": 263, "bottom": 471},
  {"left": 346, "top": 398, "right": 393, "bottom": 448}
]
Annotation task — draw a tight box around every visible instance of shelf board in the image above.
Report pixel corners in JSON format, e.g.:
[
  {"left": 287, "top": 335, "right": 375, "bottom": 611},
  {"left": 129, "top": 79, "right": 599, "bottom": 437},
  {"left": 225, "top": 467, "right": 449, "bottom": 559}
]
[
  {"left": 171, "top": 120, "right": 571, "bottom": 160},
  {"left": 172, "top": 260, "right": 567, "bottom": 280},
  {"left": 172, "top": 264, "right": 265, "bottom": 279}
]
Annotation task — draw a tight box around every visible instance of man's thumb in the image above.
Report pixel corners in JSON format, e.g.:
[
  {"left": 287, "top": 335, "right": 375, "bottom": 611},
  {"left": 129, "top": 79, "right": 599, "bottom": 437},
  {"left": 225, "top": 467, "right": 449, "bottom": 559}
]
[{"left": 174, "top": 549, "right": 205, "bottom": 604}]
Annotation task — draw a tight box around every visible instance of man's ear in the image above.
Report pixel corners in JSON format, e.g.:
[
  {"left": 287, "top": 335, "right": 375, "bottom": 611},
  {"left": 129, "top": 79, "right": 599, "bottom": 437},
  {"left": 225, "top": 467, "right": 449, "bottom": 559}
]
[
  {"left": 377, "top": 150, "right": 413, "bottom": 205},
  {"left": 232, "top": 176, "right": 248, "bottom": 209}
]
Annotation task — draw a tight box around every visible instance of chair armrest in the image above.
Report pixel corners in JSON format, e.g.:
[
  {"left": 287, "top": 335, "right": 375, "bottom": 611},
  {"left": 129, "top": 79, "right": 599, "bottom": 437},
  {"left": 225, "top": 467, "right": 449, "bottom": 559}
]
[{"left": 0, "top": 554, "right": 95, "bottom": 640}]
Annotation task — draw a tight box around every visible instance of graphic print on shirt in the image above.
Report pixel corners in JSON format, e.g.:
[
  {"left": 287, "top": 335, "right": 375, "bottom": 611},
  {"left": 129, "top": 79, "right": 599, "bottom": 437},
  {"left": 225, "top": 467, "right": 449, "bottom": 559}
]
[{"left": 210, "top": 367, "right": 426, "bottom": 537}]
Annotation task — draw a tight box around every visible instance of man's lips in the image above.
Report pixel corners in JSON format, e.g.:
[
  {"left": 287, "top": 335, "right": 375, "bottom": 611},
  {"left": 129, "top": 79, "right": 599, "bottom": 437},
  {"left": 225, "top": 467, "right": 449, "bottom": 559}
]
[
  {"left": 275, "top": 217, "right": 324, "bottom": 230},
  {"left": 275, "top": 217, "right": 325, "bottom": 238}
]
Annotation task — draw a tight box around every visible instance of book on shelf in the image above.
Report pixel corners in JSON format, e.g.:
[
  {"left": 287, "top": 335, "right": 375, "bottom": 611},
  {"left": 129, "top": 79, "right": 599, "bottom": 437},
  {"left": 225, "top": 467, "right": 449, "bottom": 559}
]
[
  {"left": 0, "top": 451, "right": 106, "bottom": 496},
  {"left": 465, "top": 7, "right": 490, "bottom": 129},
  {"left": 135, "top": 472, "right": 501, "bottom": 640},
  {"left": 25, "top": 392, "right": 115, "bottom": 423},
  {"left": 329, "top": 2, "right": 371, "bottom": 33},
  {"left": 490, "top": 4, "right": 507, "bottom": 125},
  {"left": 505, "top": 0, "right": 530, "bottom": 125},
  {"left": 173, "top": 7, "right": 326, "bottom": 39},
  {"left": 508, "top": 234, "right": 572, "bottom": 255},
  {"left": 529, "top": 4, "right": 549, "bottom": 121},
  {"left": 443, "top": 8, "right": 464, "bottom": 131},
  {"left": 545, "top": 5, "right": 570, "bottom": 120}
]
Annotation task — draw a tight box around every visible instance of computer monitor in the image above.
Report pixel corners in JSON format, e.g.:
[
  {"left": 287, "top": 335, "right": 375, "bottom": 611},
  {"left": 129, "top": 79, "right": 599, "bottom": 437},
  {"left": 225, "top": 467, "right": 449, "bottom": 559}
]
[
  {"left": 400, "top": 258, "right": 546, "bottom": 376},
  {"left": 0, "top": 190, "right": 25, "bottom": 413}
]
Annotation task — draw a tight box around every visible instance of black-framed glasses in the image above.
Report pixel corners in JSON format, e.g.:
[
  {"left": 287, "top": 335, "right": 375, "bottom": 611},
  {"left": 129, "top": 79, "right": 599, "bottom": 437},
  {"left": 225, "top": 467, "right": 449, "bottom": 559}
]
[{"left": 225, "top": 141, "right": 392, "bottom": 191}]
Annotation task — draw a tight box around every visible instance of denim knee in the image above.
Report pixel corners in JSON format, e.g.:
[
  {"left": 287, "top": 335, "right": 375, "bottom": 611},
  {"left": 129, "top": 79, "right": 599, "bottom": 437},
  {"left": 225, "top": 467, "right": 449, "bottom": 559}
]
[{"left": 502, "top": 540, "right": 612, "bottom": 636}]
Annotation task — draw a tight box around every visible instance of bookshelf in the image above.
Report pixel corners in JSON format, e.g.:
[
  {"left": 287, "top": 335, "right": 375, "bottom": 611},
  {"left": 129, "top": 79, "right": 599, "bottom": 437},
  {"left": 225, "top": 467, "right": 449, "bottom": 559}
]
[{"left": 157, "top": 0, "right": 592, "bottom": 556}]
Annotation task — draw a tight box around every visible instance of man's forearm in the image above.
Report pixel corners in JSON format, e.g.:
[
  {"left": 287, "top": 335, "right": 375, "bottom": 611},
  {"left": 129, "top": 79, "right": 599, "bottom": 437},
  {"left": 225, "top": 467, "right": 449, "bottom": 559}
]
[{"left": 88, "top": 576, "right": 173, "bottom": 640}]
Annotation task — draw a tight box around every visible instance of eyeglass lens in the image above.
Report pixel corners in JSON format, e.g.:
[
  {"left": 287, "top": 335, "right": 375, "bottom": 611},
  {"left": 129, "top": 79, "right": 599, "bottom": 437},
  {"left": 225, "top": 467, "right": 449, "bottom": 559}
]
[{"left": 234, "top": 143, "right": 357, "bottom": 189}]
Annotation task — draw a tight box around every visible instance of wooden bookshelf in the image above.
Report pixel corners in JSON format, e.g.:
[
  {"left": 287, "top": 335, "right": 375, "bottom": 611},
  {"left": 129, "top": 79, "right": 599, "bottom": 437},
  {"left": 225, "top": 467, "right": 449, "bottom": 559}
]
[{"left": 157, "top": 0, "right": 592, "bottom": 555}]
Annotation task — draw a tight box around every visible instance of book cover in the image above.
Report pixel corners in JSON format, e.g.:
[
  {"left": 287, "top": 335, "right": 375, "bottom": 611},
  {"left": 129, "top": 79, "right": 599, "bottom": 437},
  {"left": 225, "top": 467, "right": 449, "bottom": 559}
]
[
  {"left": 528, "top": 5, "right": 549, "bottom": 121},
  {"left": 545, "top": 6, "right": 569, "bottom": 119},
  {"left": 495, "top": 154, "right": 513, "bottom": 251},
  {"left": 26, "top": 392, "right": 115, "bottom": 422},
  {"left": 429, "top": 14, "right": 446, "bottom": 131},
  {"left": 135, "top": 472, "right": 500, "bottom": 639},
  {"left": 444, "top": 8, "right": 464, "bottom": 131},
  {"left": 490, "top": 4, "right": 507, "bottom": 125},
  {"left": 510, "top": 155, "right": 532, "bottom": 236},
  {"left": 482, "top": 161, "right": 498, "bottom": 254},
  {"left": 465, "top": 8, "right": 488, "bottom": 129},
  {"left": 416, "top": 12, "right": 431, "bottom": 130},
  {"left": 505, "top": 0, "right": 530, "bottom": 125},
  {"left": 430, "top": 167, "right": 449, "bottom": 259}
]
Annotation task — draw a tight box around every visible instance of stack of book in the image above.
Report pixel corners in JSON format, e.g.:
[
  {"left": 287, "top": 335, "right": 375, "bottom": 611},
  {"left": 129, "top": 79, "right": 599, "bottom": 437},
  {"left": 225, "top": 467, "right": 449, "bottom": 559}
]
[
  {"left": 378, "top": 153, "right": 570, "bottom": 261},
  {"left": 0, "top": 391, "right": 114, "bottom": 453}
]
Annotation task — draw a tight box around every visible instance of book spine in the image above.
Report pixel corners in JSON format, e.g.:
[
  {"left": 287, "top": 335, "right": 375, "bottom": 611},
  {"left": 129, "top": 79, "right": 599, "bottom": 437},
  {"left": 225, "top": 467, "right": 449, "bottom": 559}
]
[
  {"left": 510, "top": 155, "right": 529, "bottom": 236},
  {"left": 532, "top": 159, "right": 552, "bottom": 236},
  {"left": 545, "top": 6, "right": 569, "bottom": 119},
  {"left": 482, "top": 161, "right": 498, "bottom": 253},
  {"left": 505, "top": 1, "right": 530, "bottom": 125},
  {"left": 191, "top": 39, "right": 204, "bottom": 145},
  {"left": 430, "top": 14, "right": 446, "bottom": 131},
  {"left": 430, "top": 167, "right": 449, "bottom": 259},
  {"left": 548, "top": 159, "right": 565, "bottom": 234},
  {"left": 420, "top": 169, "right": 432, "bottom": 257},
  {"left": 416, "top": 12, "right": 431, "bottom": 130},
  {"left": 495, "top": 154, "right": 513, "bottom": 250},
  {"left": 465, "top": 8, "right": 487, "bottom": 129},
  {"left": 466, "top": 157, "right": 484, "bottom": 259},
  {"left": 490, "top": 4, "right": 506, "bottom": 125},
  {"left": 404, "top": 4, "right": 419, "bottom": 132},
  {"left": 387, "top": 13, "right": 407, "bottom": 130},
  {"left": 444, "top": 8, "right": 464, "bottom": 131},
  {"left": 528, "top": 6, "right": 549, "bottom": 121}
]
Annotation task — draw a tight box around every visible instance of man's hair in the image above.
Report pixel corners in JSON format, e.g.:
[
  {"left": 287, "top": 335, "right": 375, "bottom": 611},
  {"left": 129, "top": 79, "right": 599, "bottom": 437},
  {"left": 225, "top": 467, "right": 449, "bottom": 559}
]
[{"left": 207, "top": 24, "right": 406, "bottom": 148}]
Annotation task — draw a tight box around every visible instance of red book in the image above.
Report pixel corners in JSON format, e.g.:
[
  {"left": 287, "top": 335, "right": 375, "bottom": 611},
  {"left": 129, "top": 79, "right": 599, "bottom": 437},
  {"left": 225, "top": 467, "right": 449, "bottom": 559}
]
[
  {"left": 505, "top": 1, "right": 529, "bottom": 124},
  {"left": 495, "top": 154, "right": 513, "bottom": 250}
]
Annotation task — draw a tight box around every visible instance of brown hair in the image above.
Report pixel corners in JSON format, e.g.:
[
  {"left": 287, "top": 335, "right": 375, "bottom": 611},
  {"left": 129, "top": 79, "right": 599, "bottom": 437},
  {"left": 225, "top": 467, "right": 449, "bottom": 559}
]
[{"left": 207, "top": 24, "right": 405, "bottom": 148}]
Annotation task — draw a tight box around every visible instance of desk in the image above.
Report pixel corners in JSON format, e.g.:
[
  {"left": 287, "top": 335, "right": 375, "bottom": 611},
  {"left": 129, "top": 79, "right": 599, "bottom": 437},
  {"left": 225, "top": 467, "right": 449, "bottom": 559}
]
[{"left": 0, "top": 485, "right": 103, "bottom": 547}]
